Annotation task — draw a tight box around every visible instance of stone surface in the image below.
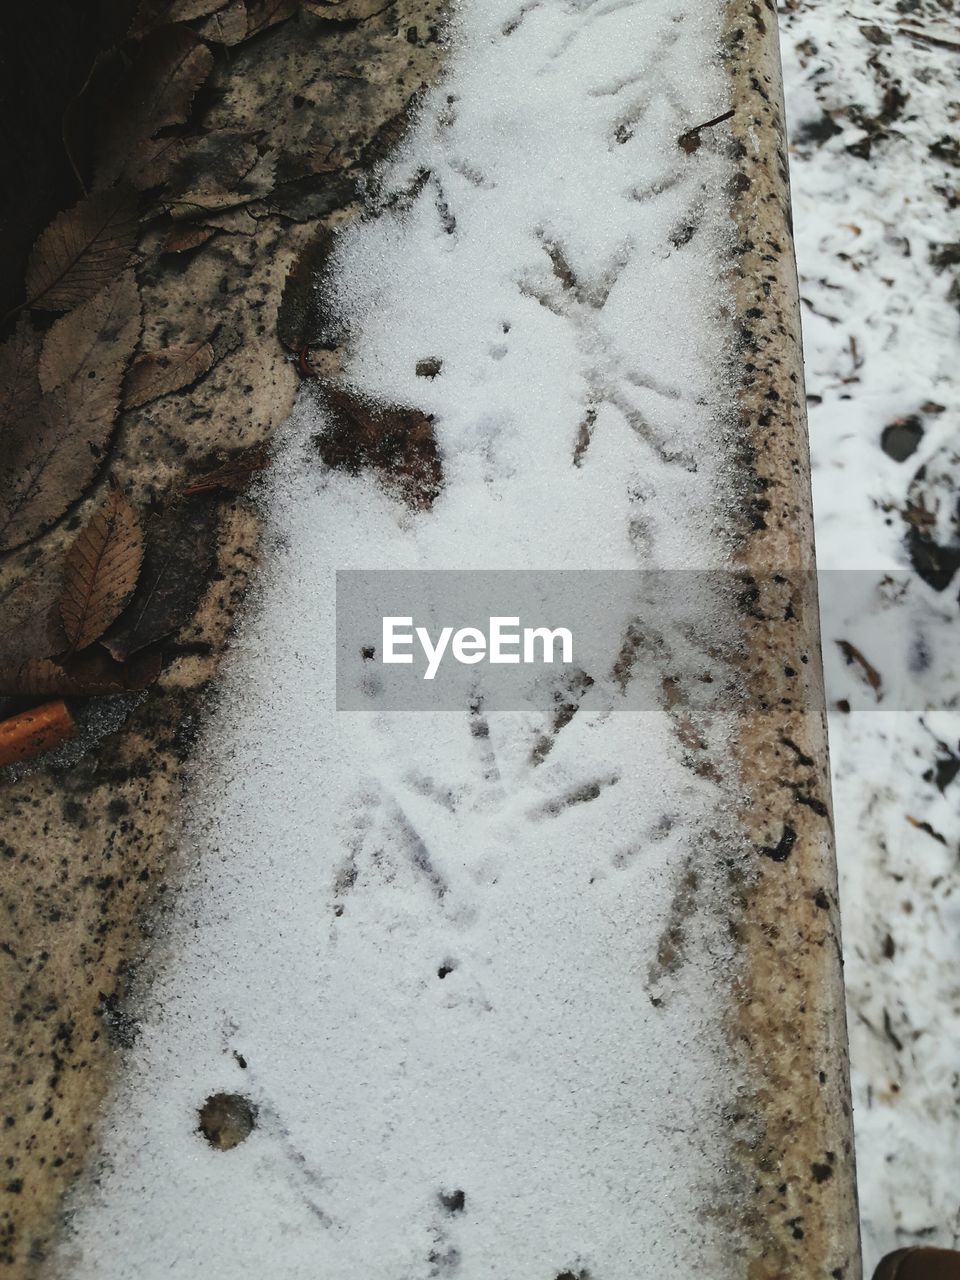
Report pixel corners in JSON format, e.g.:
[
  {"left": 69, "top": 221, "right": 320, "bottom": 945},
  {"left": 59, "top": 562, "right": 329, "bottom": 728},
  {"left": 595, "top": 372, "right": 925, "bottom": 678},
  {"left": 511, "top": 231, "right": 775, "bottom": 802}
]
[
  {"left": 0, "top": 5, "right": 447, "bottom": 1274},
  {"left": 721, "top": 2, "right": 861, "bottom": 1277}
]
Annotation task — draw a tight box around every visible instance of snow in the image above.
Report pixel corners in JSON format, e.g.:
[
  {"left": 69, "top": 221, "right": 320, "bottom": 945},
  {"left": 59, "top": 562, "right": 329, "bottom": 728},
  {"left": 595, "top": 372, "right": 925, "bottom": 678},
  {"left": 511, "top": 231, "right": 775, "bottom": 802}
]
[
  {"left": 780, "top": 1, "right": 960, "bottom": 1268},
  {"left": 56, "top": 3, "right": 756, "bottom": 1278}
]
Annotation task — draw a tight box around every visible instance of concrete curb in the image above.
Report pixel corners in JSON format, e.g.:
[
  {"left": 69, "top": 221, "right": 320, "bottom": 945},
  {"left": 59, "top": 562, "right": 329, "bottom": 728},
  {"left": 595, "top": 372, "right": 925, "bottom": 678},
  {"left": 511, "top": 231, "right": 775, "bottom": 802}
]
[{"left": 723, "top": 3, "right": 861, "bottom": 1276}]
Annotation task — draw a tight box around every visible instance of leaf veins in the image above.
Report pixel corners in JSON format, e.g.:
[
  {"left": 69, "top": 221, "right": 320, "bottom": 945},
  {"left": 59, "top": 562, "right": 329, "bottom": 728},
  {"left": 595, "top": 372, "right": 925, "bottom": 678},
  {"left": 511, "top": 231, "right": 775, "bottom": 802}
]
[
  {"left": 123, "top": 338, "right": 215, "bottom": 408},
  {"left": 0, "top": 272, "right": 142, "bottom": 552},
  {"left": 60, "top": 486, "right": 145, "bottom": 652},
  {"left": 96, "top": 26, "right": 215, "bottom": 188},
  {"left": 23, "top": 185, "right": 139, "bottom": 313}
]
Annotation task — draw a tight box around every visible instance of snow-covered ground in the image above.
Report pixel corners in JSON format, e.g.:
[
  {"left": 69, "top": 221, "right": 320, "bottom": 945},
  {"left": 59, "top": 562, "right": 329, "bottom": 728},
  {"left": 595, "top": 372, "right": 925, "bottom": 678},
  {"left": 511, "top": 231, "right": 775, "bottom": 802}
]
[
  {"left": 57, "top": 3, "right": 759, "bottom": 1277},
  {"left": 780, "top": 1, "right": 960, "bottom": 1269}
]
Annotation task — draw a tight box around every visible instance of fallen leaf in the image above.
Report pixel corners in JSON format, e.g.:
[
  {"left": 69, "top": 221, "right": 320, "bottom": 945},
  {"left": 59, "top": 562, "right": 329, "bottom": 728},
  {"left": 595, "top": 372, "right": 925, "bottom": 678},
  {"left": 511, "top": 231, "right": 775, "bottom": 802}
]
[
  {"left": 302, "top": 0, "right": 391, "bottom": 19},
  {"left": 167, "top": 150, "right": 278, "bottom": 217},
  {"left": 0, "top": 649, "right": 161, "bottom": 698},
  {"left": 277, "top": 226, "right": 337, "bottom": 352},
  {"left": 0, "top": 273, "right": 142, "bottom": 552},
  {"left": 183, "top": 441, "right": 272, "bottom": 494},
  {"left": 0, "top": 319, "right": 42, "bottom": 437},
  {"left": 38, "top": 269, "right": 142, "bottom": 395},
  {"left": 162, "top": 224, "right": 218, "bottom": 254},
  {"left": 102, "top": 496, "right": 219, "bottom": 660},
  {"left": 905, "top": 814, "right": 948, "bottom": 845},
  {"left": 23, "top": 185, "right": 139, "bottom": 312},
  {"left": 61, "top": 486, "right": 145, "bottom": 652},
  {"left": 0, "top": 559, "right": 67, "bottom": 666},
  {"left": 132, "top": 0, "right": 230, "bottom": 34},
  {"left": 195, "top": 0, "right": 249, "bottom": 43},
  {"left": 315, "top": 383, "right": 442, "bottom": 508},
  {"left": 836, "top": 639, "right": 883, "bottom": 698},
  {"left": 131, "top": 129, "right": 260, "bottom": 194},
  {"left": 96, "top": 26, "right": 214, "bottom": 187},
  {"left": 123, "top": 338, "right": 215, "bottom": 408},
  {"left": 359, "top": 101, "right": 418, "bottom": 170},
  {"left": 185, "top": 207, "right": 259, "bottom": 235},
  {"left": 244, "top": 0, "right": 298, "bottom": 36}
]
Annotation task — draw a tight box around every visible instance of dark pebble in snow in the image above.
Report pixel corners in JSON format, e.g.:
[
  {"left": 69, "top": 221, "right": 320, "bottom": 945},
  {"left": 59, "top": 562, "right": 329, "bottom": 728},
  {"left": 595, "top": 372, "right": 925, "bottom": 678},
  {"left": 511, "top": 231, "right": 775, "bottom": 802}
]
[
  {"left": 198, "top": 1092, "right": 257, "bottom": 1150},
  {"left": 881, "top": 414, "right": 923, "bottom": 462}
]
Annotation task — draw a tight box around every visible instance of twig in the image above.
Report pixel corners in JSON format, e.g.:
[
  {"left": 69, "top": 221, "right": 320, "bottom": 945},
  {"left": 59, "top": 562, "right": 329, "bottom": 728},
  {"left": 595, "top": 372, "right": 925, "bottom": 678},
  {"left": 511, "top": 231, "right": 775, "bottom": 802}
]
[
  {"left": 899, "top": 26, "right": 960, "bottom": 53},
  {"left": 678, "top": 108, "right": 735, "bottom": 154}
]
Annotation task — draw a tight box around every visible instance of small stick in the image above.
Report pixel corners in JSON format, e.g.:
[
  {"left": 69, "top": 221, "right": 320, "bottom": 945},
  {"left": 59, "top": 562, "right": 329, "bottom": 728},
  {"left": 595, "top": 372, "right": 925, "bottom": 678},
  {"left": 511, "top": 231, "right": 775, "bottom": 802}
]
[
  {"left": 678, "top": 108, "right": 735, "bottom": 154},
  {"left": 0, "top": 700, "right": 77, "bottom": 768},
  {"left": 898, "top": 26, "right": 960, "bottom": 53}
]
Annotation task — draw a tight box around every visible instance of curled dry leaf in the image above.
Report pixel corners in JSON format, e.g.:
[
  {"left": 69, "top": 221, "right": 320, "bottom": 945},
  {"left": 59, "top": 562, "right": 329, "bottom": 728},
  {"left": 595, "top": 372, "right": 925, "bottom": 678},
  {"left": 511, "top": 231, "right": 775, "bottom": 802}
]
[
  {"left": 302, "top": 0, "right": 393, "bottom": 19},
  {"left": 132, "top": 129, "right": 260, "bottom": 195},
  {"left": 195, "top": 0, "right": 249, "bottom": 44},
  {"left": 0, "top": 560, "right": 67, "bottom": 667},
  {"left": 315, "top": 384, "right": 442, "bottom": 509},
  {"left": 183, "top": 441, "right": 272, "bottom": 494},
  {"left": 132, "top": 0, "right": 230, "bottom": 35},
  {"left": 166, "top": 150, "right": 278, "bottom": 220},
  {"left": 0, "top": 319, "right": 42, "bottom": 435},
  {"left": 102, "top": 496, "right": 219, "bottom": 661},
  {"left": 124, "top": 338, "right": 215, "bottom": 408},
  {"left": 61, "top": 486, "right": 145, "bottom": 652},
  {"left": 244, "top": 0, "right": 298, "bottom": 36},
  {"left": 0, "top": 650, "right": 162, "bottom": 698},
  {"left": 0, "top": 272, "right": 142, "bottom": 552},
  {"left": 96, "top": 26, "right": 214, "bottom": 188},
  {"left": 23, "top": 185, "right": 139, "bottom": 313},
  {"left": 38, "top": 269, "right": 142, "bottom": 395},
  {"left": 162, "top": 224, "right": 218, "bottom": 254},
  {"left": 277, "top": 226, "right": 337, "bottom": 353},
  {"left": 836, "top": 639, "right": 883, "bottom": 699}
]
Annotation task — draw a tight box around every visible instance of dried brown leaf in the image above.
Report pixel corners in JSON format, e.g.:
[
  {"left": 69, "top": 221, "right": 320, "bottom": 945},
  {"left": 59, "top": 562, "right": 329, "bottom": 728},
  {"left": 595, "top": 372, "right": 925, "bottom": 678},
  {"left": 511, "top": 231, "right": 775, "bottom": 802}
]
[
  {"left": 277, "top": 226, "right": 337, "bottom": 352},
  {"left": 0, "top": 273, "right": 142, "bottom": 552},
  {"left": 162, "top": 224, "right": 218, "bottom": 254},
  {"left": 102, "top": 497, "right": 219, "bottom": 660},
  {"left": 302, "top": 0, "right": 391, "bottom": 19},
  {"left": 96, "top": 26, "right": 214, "bottom": 187},
  {"left": 61, "top": 486, "right": 145, "bottom": 651},
  {"left": 23, "top": 185, "right": 139, "bottom": 312},
  {"left": 245, "top": 0, "right": 298, "bottom": 35},
  {"left": 38, "top": 269, "right": 142, "bottom": 395},
  {"left": 195, "top": 0, "right": 248, "bottom": 43},
  {"left": 131, "top": 130, "right": 260, "bottom": 195},
  {"left": 316, "top": 384, "right": 442, "bottom": 508},
  {"left": 0, "top": 650, "right": 161, "bottom": 697},
  {"left": 132, "top": 0, "right": 230, "bottom": 34},
  {"left": 123, "top": 339, "right": 215, "bottom": 408},
  {"left": 183, "top": 442, "right": 272, "bottom": 494},
  {"left": 0, "top": 320, "right": 42, "bottom": 436},
  {"left": 0, "top": 560, "right": 67, "bottom": 666},
  {"left": 836, "top": 639, "right": 883, "bottom": 698},
  {"left": 166, "top": 149, "right": 278, "bottom": 219}
]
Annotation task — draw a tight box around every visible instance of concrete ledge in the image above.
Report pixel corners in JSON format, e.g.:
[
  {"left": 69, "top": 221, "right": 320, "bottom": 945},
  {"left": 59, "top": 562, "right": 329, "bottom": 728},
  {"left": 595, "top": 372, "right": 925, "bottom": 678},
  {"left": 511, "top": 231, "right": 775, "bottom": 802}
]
[{"left": 724, "top": 3, "right": 860, "bottom": 1276}]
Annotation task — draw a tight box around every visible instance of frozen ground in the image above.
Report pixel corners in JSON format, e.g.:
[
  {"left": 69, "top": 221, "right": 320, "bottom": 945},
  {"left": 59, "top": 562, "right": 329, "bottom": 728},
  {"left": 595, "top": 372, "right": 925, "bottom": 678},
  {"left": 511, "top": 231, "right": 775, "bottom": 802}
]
[
  {"left": 57, "top": 3, "right": 757, "bottom": 1278},
  {"left": 780, "top": 0, "right": 960, "bottom": 1270}
]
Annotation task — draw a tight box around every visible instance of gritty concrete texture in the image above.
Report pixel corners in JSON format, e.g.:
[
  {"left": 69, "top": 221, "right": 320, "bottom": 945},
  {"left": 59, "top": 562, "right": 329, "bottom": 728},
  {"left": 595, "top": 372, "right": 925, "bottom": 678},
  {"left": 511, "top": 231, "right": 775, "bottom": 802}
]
[
  {"left": 0, "top": 5, "right": 448, "bottom": 1274},
  {"left": 721, "top": 2, "right": 861, "bottom": 1277}
]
